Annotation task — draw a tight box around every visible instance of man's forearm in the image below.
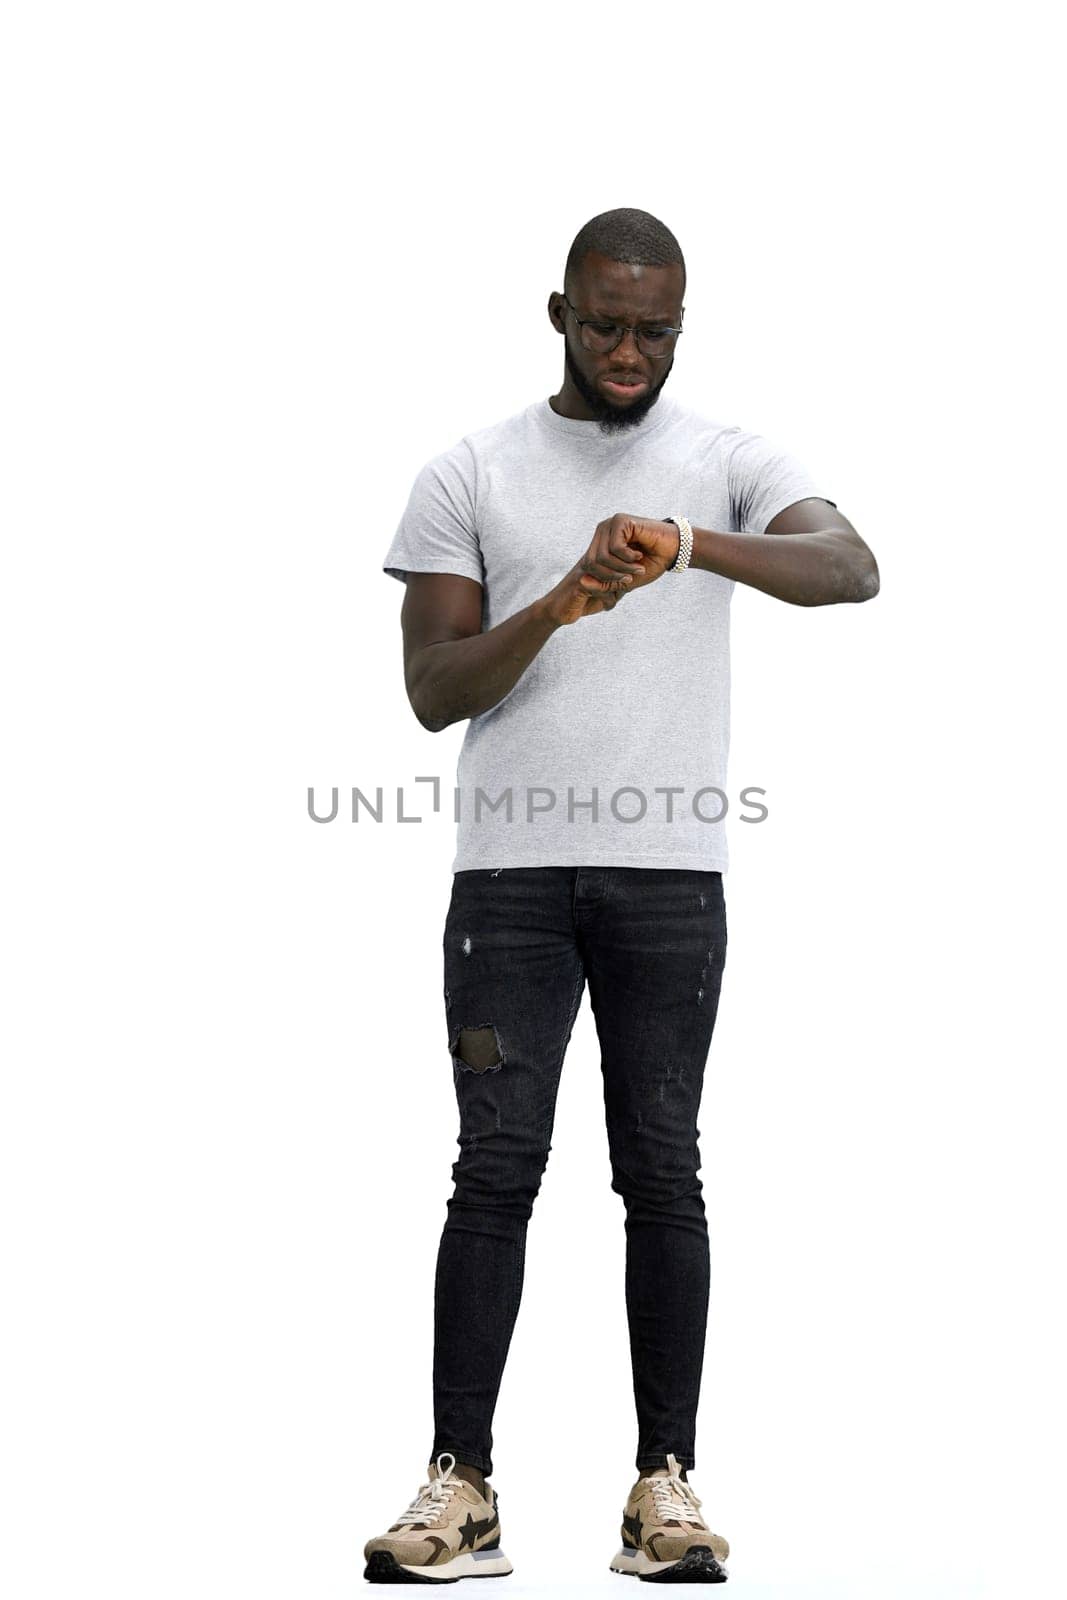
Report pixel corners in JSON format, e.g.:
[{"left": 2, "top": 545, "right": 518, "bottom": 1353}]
[
  {"left": 410, "top": 599, "right": 560, "bottom": 732},
  {"left": 689, "top": 526, "right": 879, "bottom": 606}
]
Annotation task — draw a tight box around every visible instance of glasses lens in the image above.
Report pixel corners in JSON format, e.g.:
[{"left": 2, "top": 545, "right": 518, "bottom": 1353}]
[
  {"left": 637, "top": 328, "right": 678, "bottom": 357},
  {"left": 578, "top": 321, "right": 679, "bottom": 356},
  {"left": 580, "top": 322, "right": 623, "bottom": 354}
]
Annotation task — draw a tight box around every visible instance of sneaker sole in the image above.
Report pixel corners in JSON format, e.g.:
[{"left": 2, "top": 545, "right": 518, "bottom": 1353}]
[
  {"left": 610, "top": 1545, "right": 729, "bottom": 1583},
  {"left": 364, "top": 1548, "right": 514, "bottom": 1583}
]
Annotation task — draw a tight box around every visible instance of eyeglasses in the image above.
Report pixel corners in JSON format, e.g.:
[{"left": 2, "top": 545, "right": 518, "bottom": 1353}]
[{"left": 562, "top": 294, "right": 683, "bottom": 358}]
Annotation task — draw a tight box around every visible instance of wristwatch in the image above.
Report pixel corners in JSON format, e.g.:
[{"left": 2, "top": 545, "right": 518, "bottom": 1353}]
[{"left": 664, "top": 516, "right": 693, "bottom": 573}]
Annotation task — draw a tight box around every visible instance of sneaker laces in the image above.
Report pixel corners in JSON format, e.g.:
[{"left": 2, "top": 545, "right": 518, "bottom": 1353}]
[
  {"left": 394, "top": 1452, "right": 461, "bottom": 1528},
  {"left": 649, "top": 1454, "right": 707, "bottom": 1528}
]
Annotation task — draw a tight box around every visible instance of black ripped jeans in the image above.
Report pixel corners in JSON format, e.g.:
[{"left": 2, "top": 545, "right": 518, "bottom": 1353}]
[{"left": 433, "top": 866, "right": 728, "bottom": 1478}]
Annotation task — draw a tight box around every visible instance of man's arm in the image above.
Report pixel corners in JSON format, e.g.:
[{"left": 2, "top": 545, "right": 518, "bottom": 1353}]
[
  {"left": 399, "top": 562, "right": 634, "bottom": 733},
  {"left": 687, "top": 497, "right": 880, "bottom": 606},
  {"left": 401, "top": 573, "right": 557, "bottom": 732}
]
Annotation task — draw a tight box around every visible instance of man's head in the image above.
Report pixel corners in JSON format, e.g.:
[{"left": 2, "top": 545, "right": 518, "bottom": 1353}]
[{"left": 548, "top": 208, "right": 686, "bottom": 435}]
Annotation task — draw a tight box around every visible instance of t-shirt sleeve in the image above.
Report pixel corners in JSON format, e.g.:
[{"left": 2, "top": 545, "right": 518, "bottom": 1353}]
[
  {"left": 724, "top": 428, "right": 834, "bottom": 536},
  {"left": 382, "top": 440, "right": 484, "bottom": 586}
]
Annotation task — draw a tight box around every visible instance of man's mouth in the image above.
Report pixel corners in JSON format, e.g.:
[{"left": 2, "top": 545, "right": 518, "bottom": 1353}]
[{"left": 601, "top": 376, "right": 650, "bottom": 399}]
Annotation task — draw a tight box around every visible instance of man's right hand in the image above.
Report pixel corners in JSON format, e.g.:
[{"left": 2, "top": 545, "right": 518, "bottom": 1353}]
[{"left": 540, "top": 560, "right": 635, "bottom": 627}]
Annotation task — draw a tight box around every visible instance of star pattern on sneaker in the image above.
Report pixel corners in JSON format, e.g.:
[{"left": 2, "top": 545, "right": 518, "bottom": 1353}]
[
  {"left": 458, "top": 1508, "right": 499, "bottom": 1549},
  {"left": 622, "top": 1512, "right": 644, "bottom": 1547}
]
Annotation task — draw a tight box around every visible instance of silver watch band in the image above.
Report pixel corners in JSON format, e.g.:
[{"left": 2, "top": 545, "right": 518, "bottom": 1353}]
[{"left": 664, "top": 516, "right": 693, "bottom": 573}]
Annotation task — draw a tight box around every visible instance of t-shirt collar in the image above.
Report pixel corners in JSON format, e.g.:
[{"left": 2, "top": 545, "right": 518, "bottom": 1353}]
[{"left": 534, "top": 392, "right": 677, "bottom": 441}]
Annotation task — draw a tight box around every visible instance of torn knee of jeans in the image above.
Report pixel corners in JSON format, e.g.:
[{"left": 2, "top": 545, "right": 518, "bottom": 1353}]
[{"left": 449, "top": 1023, "right": 504, "bottom": 1074}]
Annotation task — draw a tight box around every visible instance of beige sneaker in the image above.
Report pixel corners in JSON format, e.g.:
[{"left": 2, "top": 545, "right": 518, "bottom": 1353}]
[
  {"left": 363, "top": 1452, "right": 513, "bottom": 1583},
  {"left": 609, "top": 1453, "right": 729, "bottom": 1583}
]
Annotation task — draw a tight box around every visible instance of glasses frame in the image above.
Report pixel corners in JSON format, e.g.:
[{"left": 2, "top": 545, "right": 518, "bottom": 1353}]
[{"left": 561, "top": 294, "right": 684, "bottom": 357}]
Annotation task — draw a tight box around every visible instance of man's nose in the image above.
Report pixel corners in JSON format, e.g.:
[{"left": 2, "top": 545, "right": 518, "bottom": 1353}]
[{"left": 612, "top": 327, "right": 644, "bottom": 362}]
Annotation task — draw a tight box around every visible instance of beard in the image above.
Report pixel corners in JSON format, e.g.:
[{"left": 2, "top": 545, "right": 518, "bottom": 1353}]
[{"left": 564, "top": 337, "right": 673, "bottom": 436}]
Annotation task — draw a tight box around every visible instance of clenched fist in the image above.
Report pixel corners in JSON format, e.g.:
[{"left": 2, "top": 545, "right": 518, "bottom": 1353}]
[
  {"left": 541, "top": 516, "right": 683, "bottom": 629},
  {"left": 579, "top": 514, "right": 682, "bottom": 590}
]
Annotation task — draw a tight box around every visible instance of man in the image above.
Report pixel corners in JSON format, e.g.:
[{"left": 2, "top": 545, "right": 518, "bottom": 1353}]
[{"left": 365, "top": 208, "right": 879, "bottom": 1585}]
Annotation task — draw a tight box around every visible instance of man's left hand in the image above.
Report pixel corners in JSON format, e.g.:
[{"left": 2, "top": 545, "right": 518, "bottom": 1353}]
[{"left": 579, "top": 514, "right": 681, "bottom": 591}]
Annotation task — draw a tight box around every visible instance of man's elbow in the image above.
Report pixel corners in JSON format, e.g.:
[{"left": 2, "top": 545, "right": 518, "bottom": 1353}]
[
  {"left": 410, "top": 683, "right": 461, "bottom": 733},
  {"left": 410, "top": 693, "right": 450, "bottom": 733},
  {"left": 837, "top": 544, "right": 880, "bottom": 604},
  {"left": 406, "top": 663, "right": 447, "bottom": 732},
  {"left": 803, "top": 555, "right": 879, "bottom": 606},
  {"left": 854, "top": 558, "right": 880, "bottom": 602}
]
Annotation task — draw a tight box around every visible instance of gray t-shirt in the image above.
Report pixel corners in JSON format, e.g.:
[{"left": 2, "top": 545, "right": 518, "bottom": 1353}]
[{"left": 382, "top": 393, "right": 828, "bottom": 874}]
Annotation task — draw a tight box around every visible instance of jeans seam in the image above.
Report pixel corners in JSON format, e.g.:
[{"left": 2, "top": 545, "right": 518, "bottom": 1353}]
[{"left": 540, "top": 958, "right": 586, "bottom": 1143}]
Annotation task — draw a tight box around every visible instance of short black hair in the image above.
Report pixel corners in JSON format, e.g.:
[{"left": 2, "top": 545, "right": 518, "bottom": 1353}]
[{"left": 564, "top": 208, "right": 686, "bottom": 297}]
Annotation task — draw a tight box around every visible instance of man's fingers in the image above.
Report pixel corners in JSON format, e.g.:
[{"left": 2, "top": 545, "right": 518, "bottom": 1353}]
[
  {"left": 585, "top": 545, "right": 643, "bottom": 577},
  {"left": 581, "top": 561, "right": 641, "bottom": 589},
  {"left": 580, "top": 571, "right": 631, "bottom": 591}
]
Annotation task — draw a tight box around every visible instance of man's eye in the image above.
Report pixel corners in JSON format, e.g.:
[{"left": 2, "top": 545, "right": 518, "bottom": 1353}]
[
  {"left": 642, "top": 328, "right": 673, "bottom": 340},
  {"left": 588, "top": 323, "right": 617, "bottom": 336}
]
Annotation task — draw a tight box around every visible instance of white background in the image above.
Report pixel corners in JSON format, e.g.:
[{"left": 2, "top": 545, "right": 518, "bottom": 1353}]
[{"left": 2, "top": 3, "right": 1063, "bottom": 1597}]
